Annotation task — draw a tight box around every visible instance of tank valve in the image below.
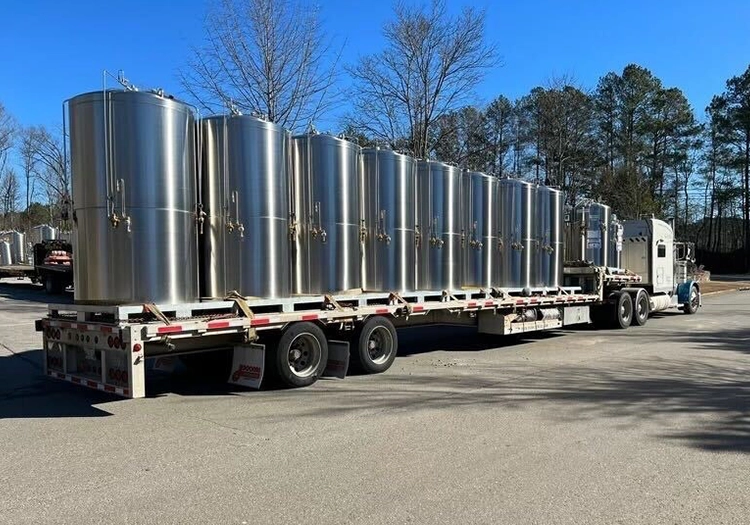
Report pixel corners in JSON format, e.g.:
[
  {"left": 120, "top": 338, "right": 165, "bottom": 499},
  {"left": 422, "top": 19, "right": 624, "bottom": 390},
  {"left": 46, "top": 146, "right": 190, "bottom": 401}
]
[
  {"left": 321, "top": 229, "right": 327, "bottom": 243},
  {"left": 124, "top": 216, "right": 132, "bottom": 233},
  {"left": 109, "top": 213, "right": 120, "bottom": 228},
  {"left": 288, "top": 221, "right": 298, "bottom": 240},
  {"left": 195, "top": 204, "right": 206, "bottom": 235},
  {"left": 360, "top": 221, "right": 367, "bottom": 242},
  {"left": 237, "top": 223, "right": 245, "bottom": 239}
]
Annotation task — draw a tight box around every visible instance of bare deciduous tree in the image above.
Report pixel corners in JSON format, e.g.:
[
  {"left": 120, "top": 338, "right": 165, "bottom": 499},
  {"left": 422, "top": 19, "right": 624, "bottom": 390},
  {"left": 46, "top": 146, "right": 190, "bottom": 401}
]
[
  {"left": 180, "top": 0, "right": 340, "bottom": 130},
  {"left": 0, "top": 168, "right": 20, "bottom": 228},
  {"left": 27, "top": 126, "right": 69, "bottom": 204},
  {"left": 347, "top": 0, "right": 498, "bottom": 158},
  {"left": 0, "top": 103, "right": 15, "bottom": 175}
]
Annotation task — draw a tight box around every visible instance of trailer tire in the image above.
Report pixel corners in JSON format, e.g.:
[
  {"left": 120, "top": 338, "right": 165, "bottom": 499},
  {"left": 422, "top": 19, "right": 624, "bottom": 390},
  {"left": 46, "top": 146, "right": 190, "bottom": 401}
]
[
  {"left": 631, "top": 290, "right": 649, "bottom": 326},
  {"left": 683, "top": 284, "right": 700, "bottom": 315},
  {"left": 275, "top": 322, "right": 328, "bottom": 388},
  {"left": 612, "top": 291, "right": 633, "bottom": 329},
  {"left": 44, "top": 275, "right": 64, "bottom": 295},
  {"left": 351, "top": 316, "right": 398, "bottom": 374}
]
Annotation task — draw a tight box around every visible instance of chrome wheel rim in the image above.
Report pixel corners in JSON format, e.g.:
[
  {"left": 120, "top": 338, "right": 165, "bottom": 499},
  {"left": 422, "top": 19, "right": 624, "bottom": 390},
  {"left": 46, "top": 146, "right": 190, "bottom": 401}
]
[
  {"left": 690, "top": 288, "right": 699, "bottom": 310},
  {"left": 287, "top": 333, "right": 322, "bottom": 378},
  {"left": 620, "top": 298, "right": 632, "bottom": 322},
  {"left": 365, "top": 326, "right": 394, "bottom": 365}
]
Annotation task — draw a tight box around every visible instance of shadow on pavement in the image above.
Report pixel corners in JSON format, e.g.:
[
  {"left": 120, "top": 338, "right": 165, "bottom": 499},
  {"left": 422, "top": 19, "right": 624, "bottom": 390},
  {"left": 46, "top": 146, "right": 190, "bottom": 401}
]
[
  {"left": 0, "top": 280, "right": 73, "bottom": 304},
  {"left": 0, "top": 349, "right": 114, "bottom": 419}
]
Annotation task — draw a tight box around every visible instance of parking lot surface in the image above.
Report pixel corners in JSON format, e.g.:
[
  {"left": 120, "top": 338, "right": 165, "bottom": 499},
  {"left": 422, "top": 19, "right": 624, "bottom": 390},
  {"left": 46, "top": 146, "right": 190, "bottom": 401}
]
[{"left": 1, "top": 279, "right": 748, "bottom": 524}]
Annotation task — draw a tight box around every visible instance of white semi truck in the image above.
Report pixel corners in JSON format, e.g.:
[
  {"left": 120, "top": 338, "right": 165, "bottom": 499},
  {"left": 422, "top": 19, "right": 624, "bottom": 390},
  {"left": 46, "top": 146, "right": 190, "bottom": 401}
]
[{"left": 37, "top": 216, "right": 700, "bottom": 399}]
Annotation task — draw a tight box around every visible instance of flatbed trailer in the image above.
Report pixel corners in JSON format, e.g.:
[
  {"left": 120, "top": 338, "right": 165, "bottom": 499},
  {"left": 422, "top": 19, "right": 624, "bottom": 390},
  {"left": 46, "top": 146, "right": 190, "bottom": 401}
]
[
  {"left": 36, "top": 262, "right": 699, "bottom": 399},
  {"left": 0, "top": 264, "right": 36, "bottom": 280}
]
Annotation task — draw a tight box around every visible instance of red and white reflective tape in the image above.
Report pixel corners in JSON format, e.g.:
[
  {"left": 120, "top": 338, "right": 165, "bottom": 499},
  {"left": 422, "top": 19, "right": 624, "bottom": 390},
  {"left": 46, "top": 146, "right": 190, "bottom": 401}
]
[
  {"left": 45, "top": 320, "right": 118, "bottom": 334},
  {"left": 47, "top": 370, "right": 130, "bottom": 397}
]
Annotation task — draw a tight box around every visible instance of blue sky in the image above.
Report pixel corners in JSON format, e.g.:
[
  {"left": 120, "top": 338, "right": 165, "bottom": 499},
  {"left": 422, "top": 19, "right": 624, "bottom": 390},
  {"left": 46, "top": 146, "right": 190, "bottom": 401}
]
[{"left": 1, "top": 0, "right": 750, "bottom": 133}]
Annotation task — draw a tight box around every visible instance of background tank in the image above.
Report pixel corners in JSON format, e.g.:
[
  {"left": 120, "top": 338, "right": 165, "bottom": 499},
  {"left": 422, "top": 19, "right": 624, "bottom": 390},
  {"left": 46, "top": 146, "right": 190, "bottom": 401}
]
[
  {"left": 361, "top": 147, "right": 417, "bottom": 292},
  {"left": 200, "top": 114, "right": 291, "bottom": 299},
  {"left": 464, "top": 171, "right": 499, "bottom": 289},
  {"left": 416, "top": 160, "right": 463, "bottom": 291},
  {"left": 498, "top": 179, "right": 534, "bottom": 289},
  {"left": 292, "top": 133, "right": 361, "bottom": 294},
  {"left": 0, "top": 240, "right": 11, "bottom": 265},
  {"left": 10, "top": 231, "right": 25, "bottom": 264},
  {"left": 68, "top": 89, "right": 198, "bottom": 304},
  {"left": 566, "top": 202, "right": 611, "bottom": 266}
]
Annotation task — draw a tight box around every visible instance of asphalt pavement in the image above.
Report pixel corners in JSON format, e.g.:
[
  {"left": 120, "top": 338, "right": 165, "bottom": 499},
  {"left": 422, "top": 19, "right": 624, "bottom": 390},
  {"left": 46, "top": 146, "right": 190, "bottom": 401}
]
[{"left": 0, "top": 278, "right": 748, "bottom": 524}]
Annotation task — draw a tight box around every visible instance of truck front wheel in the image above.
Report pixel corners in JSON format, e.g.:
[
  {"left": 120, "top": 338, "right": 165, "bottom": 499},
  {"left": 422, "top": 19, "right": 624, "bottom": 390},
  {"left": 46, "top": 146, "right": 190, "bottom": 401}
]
[{"left": 683, "top": 285, "right": 700, "bottom": 315}]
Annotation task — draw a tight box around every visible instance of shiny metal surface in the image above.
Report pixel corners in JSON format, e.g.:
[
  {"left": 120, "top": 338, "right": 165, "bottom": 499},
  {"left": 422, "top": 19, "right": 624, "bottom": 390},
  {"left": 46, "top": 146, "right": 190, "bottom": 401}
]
[
  {"left": 0, "top": 241, "right": 11, "bottom": 265},
  {"left": 548, "top": 188, "right": 564, "bottom": 288},
  {"left": 10, "top": 231, "right": 25, "bottom": 264},
  {"left": 464, "top": 172, "right": 499, "bottom": 289},
  {"left": 292, "top": 133, "right": 361, "bottom": 294},
  {"left": 416, "top": 160, "right": 463, "bottom": 291},
  {"left": 41, "top": 225, "right": 57, "bottom": 241},
  {"left": 534, "top": 187, "right": 564, "bottom": 289},
  {"left": 361, "top": 147, "right": 417, "bottom": 292},
  {"left": 69, "top": 89, "right": 198, "bottom": 304},
  {"left": 498, "top": 179, "right": 534, "bottom": 289},
  {"left": 200, "top": 115, "right": 292, "bottom": 299},
  {"left": 566, "top": 202, "right": 611, "bottom": 266}
]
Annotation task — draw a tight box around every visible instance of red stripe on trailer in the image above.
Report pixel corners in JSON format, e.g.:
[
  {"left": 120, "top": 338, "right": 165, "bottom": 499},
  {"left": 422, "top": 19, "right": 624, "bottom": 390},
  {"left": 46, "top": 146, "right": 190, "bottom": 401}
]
[
  {"left": 484, "top": 300, "right": 494, "bottom": 307},
  {"left": 250, "top": 317, "right": 270, "bottom": 326},
  {"left": 302, "top": 314, "right": 319, "bottom": 321},
  {"left": 467, "top": 301, "right": 477, "bottom": 308},
  {"left": 516, "top": 299, "right": 526, "bottom": 305},
  {"left": 60, "top": 322, "right": 71, "bottom": 329},
  {"left": 530, "top": 298, "right": 539, "bottom": 304},
  {"left": 71, "top": 376, "right": 81, "bottom": 384},
  {"left": 86, "top": 380, "right": 97, "bottom": 388},
  {"left": 157, "top": 325, "right": 183, "bottom": 334},
  {"left": 100, "top": 326, "right": 113, "bottom": 333},
  {"left": 104, "top": 385, "right": 115, "bottom": 393},
  {"left": 412, "top": 305, "right": 424, "bottom": 312},
  {"left": 556, "top": 296, "right": 565, "bottom": 301},
  {"left": 376, "top": 308, "right": 389, "bottom": 314},
  {"left": 208, "top": 320, "right": 230, "bottom": 329}
]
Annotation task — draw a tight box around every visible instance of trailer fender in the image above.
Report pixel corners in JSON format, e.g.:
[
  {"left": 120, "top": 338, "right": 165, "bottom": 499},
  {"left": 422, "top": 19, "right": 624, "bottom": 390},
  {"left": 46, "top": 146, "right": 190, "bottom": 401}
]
[{"left": 677, "top": 281, "right": 699, "bottom": 305}]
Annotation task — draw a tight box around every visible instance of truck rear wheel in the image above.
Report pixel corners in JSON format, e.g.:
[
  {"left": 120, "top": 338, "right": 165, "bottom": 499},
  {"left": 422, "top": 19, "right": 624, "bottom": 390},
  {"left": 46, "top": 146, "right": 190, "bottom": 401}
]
[
  {"left": 612, "top": 291, "right": 633, "bottom": 329},
  {"left": 631, "top": 290, "right": 649, "bottom": 326},
  {"left": 683, "top": 285, "right": 699, "bottom": 315},
  {"left": 274, "top": 322, "right": 328, "bottom": 388},
  {"left": 351, "top": 316, "right": 398, "bottom": 374}
]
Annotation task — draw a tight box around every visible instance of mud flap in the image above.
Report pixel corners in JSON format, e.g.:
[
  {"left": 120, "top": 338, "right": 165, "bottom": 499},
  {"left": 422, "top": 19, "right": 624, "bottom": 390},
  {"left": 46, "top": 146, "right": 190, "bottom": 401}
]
[
  {"left": 323, "top": 340, "right": 349, "bottom": 379},
  {"left": 227, "top": 343, "right": 265, "bottom": 389},
  {"left": 152, "top": 356, "right": 177, "bottom": 373}
]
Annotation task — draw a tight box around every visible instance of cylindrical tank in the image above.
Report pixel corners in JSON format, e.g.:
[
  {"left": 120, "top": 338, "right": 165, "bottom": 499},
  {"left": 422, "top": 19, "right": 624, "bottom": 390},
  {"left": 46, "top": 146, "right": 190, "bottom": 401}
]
[
  {"left": 200, "top": 115, "right": 292, "bottom": 299},
  {"left": 361, "top": 147, "right": 417, "bottom": 292},
  {"left": 0, "top": 241, "right": 11, "bottom": 266},
  {"left": 464, "top": 171, "right": 499, "bottom": 289},
  {"left": 548, "top": 188, "right": 564, "bottom": 288},
  {"left": 292, "top": 133, "right": 361, "bottom": 294},
  {"left": 41, "top": 225, "right": 57, "bottom": 241},
  {"left": 566, "top": 202, "right": 611, "bottom": 266},
  {"left": 535, "top": 187, "right": 564, "bottom": 289},
  {"left": 416, "top": 160, "right": 463, "bottom": 291},
  {"left": 10, "top": 231, "right": 25, "bottom": 265},
  {"left": 608, "top": 216, "right": 624, "bottom": 269},
  {"left": 68, "top": 89, "right": 198, "bottom": 304},
  {"left": 498, "top": 179, "right": 534, "bottom": 289}
]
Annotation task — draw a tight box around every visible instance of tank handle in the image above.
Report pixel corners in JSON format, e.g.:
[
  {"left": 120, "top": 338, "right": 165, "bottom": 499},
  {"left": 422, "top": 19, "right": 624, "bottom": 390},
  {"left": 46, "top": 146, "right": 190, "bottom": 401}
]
[
  {"left": 377, "top": 210, "right": 391, "bottom": 244},
  {"left": 311, "top": 201, "right": 327, "bottom": 243}
]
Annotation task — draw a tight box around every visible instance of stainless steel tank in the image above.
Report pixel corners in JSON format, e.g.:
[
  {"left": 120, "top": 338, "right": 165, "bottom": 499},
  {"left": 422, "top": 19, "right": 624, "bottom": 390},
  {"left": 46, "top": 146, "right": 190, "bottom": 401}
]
[
  {"left": 10, "top": 231, "right": 25, "bottom": 264},
  {"left": 200, "top": 115, "right": 292, "bottom": 299},
  {"left": 464, "top": 171, "right": 499, "bottom": 289},
  {"left": 566, "top": 202, "right": 611, "bottom": 266},
  {"left": 68, "top": 89, "right": 198, "bottom": 304},
  {"left": 361, "top": 147, "right": 417, "bottom": 292},
  {"left": 292, "top": 133, "right": 361, "bottom": 294},
  {"left": 416, "top": 160, "right": 463, "bottom": 291},
  {"left": 535, "top": 187, "right": 564, "bottom": 289},
  {"left": 41, "top": 225, "right": 57, "bottom": 241},
  {"left": 498, "top": 179, "right": 534, "bottom": 289},
  {"left": 0, "top": 241, "right": 11, "bottom": 266},
  {"left": 548, "top": 188, "right": 564, "bottom": 288}
]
